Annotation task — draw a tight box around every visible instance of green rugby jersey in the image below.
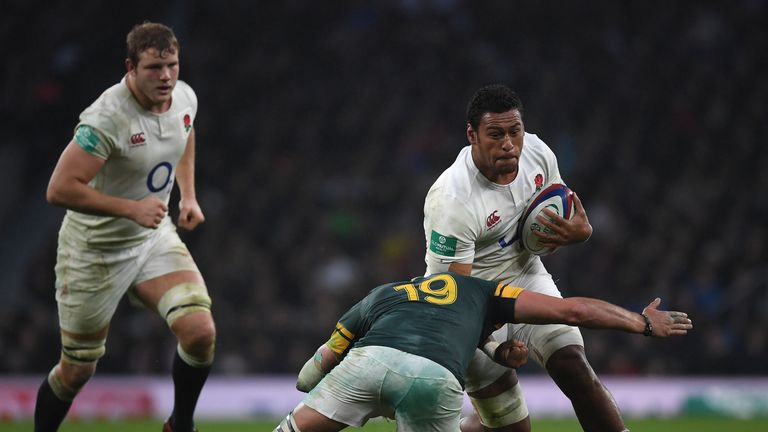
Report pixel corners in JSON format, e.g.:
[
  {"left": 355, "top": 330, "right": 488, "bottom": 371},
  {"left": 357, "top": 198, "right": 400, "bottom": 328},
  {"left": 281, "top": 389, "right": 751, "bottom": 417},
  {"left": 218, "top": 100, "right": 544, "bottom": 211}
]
[{"left": 326, "top": 272, "right": 523, "bottom": 387}]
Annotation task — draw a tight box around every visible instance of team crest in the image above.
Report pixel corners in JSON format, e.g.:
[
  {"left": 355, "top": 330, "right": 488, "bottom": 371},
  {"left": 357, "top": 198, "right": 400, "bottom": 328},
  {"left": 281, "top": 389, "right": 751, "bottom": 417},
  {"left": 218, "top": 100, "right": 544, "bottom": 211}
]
[
  {"left": 534, "top": 173, "right": 544, "bottom": 190},
  {"left": 183, "top": 114, "right": 192, "bottom": 133}
]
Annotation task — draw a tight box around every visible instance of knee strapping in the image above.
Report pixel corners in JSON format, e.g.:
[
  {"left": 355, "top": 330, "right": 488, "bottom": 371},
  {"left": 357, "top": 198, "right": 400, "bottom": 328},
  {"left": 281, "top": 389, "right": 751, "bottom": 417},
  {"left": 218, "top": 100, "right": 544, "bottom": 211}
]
[
  {"left": 157, "top": 282, "right": 212, "bottom": 327},
  {"left": 470, "top": 382, "right": 529, "bottom": 428},
  {"left": 61, "top": 334, "right": 106, "bottom": 365},
  {"left": 273, "top": 411, "right": 301, "bottom": 432}
]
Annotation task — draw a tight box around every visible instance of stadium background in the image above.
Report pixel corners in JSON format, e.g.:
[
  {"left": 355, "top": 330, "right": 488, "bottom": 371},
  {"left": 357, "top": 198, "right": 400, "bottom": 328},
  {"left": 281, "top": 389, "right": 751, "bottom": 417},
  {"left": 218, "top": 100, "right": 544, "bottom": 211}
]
[{"left": 1, "top": 0, "right": 766, "bottom": 426}]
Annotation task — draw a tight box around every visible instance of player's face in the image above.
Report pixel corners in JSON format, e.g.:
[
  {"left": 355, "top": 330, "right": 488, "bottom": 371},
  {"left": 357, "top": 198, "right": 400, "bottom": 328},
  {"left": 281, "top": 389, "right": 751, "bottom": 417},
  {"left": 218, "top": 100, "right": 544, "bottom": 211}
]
[
  {"left": 127, "top": 48, "right": 179, "bottom": 112},
  {"left": 468, "top": 109, "right": 524, "bottom": 184}
]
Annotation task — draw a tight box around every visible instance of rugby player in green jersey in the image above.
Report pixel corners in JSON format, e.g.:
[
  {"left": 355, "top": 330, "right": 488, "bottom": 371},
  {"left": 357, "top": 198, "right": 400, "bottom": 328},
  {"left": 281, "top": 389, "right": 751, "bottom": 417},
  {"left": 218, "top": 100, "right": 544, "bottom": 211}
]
[{"left": 274, "top": 272, "right": 692, "bottom": 432}]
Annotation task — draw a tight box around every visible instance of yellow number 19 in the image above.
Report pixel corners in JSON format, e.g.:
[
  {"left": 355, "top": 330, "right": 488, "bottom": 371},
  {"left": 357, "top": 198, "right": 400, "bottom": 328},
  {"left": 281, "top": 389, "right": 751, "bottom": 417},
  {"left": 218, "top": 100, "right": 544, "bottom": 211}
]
[{"left": 394, "top": 274, "right": 457, "bottom": 305}]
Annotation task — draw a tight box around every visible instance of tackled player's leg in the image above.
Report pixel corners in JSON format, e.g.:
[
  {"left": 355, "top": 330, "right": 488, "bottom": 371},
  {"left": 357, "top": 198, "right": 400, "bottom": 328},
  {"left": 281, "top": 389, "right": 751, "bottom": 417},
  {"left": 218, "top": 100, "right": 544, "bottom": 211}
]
[
  {"left": 510, "top": 264, "right": 627, "bottom": 432},
  {"left": 461, "top": 344, "right": 531, "bottom": 432},
  {"left": 462, "top": 369, "right": 531, "bottom": 432},
  {"left": 546, "top": 345, "right": 626, "bottom": 432}
]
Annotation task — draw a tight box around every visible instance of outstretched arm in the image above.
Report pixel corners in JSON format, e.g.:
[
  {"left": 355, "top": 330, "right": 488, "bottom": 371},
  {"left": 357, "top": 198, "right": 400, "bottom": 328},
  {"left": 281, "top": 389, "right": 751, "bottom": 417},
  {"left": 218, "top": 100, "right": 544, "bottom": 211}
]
[{"left": 514, "top": 291, "right": 692, "bottom": 337}]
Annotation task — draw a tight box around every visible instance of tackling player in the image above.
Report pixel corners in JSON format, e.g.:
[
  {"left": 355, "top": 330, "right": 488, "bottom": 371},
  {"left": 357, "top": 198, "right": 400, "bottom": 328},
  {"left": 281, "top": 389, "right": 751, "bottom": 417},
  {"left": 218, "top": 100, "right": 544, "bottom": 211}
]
[
  {"left": 274, "top": 272, "right": 692, "bottom": 431},
  {"left": 35, "top": 22, "right": 214, "bottom": 432}
]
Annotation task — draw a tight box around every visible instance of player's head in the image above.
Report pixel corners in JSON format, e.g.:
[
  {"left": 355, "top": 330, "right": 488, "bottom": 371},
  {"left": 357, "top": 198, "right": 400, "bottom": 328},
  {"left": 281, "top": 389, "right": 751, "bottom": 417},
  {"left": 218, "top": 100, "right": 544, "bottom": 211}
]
[
  {"left": 125, "top": 22, "right": 180, "bottom": 110},
  {"left": 466, "top": 85, "right": 525, "bottom": 183},
  {"left": 466, "top": 84, "right": 524, "bottom": 130},
  {"left": 126, "top": 22, "right": 180, "bottom": 67}
]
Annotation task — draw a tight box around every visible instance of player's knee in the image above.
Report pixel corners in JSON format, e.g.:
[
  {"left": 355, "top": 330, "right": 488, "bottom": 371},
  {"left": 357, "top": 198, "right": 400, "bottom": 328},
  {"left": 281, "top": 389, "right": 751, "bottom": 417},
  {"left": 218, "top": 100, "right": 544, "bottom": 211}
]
[
  {"left": 178, "top": 316, "right": 216, "bottom": 354},
  {"left": 546, "top": 345, "right": 600, "bottom": 392},
  {"left": 174, "top": 313, "right": 215, "bottom": 365},
  {"left": 273, "top": 411, "right": 301, "bottom": 432},
  {"left": 66, "top": 362, "right": 97, "bottom": 385},
  {"left": 57, "top": 333, "right": 104, "bottom": 395},
  {"left": 546, "top": 345, "right": 593, "bottom": 377},
  {"left": 469, "top": 381, "right": 529, "bottom": 429},
  {"left": 174, "top": 316, "right": 216, "bottom": 367},
  {"left": 51, "top": 360, "right": 97, "bottom": 401}
]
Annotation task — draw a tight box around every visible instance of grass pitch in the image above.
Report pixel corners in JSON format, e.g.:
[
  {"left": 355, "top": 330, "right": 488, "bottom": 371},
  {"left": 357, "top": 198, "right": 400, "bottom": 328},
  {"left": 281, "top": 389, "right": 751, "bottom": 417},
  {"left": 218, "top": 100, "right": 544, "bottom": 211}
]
[{"left": 3, "top": 416, "right": 768, "bottom": 431}]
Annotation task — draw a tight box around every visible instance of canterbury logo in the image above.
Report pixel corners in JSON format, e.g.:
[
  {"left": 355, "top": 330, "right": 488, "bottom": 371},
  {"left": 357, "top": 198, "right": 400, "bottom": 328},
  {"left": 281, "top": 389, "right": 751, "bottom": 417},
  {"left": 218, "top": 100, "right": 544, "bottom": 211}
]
[
  {"left": 486, "top": 210, "right": 501, "bottom": 228},
  {"left": 130, "top": 132, "right": 146, "bottom": 145}
]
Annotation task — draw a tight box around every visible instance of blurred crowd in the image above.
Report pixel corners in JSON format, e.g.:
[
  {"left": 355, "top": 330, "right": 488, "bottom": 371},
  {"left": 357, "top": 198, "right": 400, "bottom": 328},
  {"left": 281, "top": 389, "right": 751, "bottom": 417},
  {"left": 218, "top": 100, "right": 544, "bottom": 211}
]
[{"left": 1, "top": 0, "right": 766, "bottom": 378}]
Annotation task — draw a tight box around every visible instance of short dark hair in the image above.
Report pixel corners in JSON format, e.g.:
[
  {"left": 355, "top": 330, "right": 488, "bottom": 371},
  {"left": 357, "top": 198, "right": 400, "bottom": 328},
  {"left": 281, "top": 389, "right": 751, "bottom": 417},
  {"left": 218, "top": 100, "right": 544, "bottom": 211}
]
[
  {"left": 126, "top": 22, "right": 179, "bottom": 66},
  {"left": 466, "top": 84, "right": 524, "bottom": 129}
]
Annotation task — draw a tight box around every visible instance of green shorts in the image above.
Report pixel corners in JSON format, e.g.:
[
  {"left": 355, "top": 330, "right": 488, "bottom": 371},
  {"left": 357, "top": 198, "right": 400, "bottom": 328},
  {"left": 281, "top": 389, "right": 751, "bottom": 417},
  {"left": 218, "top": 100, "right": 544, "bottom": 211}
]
[
  {"left": 304, "top": 345, "right": 464, "bottom": 431},
  {"left": 54, "top": 221, "right": 201, "bottom": 334}
]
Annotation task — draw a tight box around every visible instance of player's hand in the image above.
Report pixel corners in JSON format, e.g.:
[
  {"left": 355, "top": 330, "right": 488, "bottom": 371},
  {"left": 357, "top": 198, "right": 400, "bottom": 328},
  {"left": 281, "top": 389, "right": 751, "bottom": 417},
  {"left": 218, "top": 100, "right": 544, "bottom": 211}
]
[
  {"left": 534, "top": 192, "right": 592, "bottom": 247},
  {"left": 178, "top": 198, "right": 205, "bottom": 231},
  {"left": 132, "top": 196, "right": 168, "bottom": 229},
  {"left": 494, "top": 339, "right": 529, "bottom": 369},
  {"left": 642, "top": 298, "right": 693, "bottom": 337}
]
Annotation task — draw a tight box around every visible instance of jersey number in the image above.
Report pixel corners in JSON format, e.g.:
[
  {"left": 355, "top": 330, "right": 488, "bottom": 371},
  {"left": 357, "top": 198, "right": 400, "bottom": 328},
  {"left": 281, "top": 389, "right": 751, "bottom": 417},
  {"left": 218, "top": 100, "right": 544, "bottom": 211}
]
[{"left": 394, "top": 274, "right": 457, "bottom": 305}]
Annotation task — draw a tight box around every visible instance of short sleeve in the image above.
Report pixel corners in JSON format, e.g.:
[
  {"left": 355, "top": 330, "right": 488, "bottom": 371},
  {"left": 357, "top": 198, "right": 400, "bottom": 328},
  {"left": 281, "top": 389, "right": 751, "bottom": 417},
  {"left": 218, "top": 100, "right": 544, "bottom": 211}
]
[
  {"left": 325, "top": 301, "right": 364, "bottom": 357},
  {"left": 424, "top": 193, "right": 479, "bottom": 266},
  {"left": 73, "top": 124, "right": 112, "bottom": 160}
]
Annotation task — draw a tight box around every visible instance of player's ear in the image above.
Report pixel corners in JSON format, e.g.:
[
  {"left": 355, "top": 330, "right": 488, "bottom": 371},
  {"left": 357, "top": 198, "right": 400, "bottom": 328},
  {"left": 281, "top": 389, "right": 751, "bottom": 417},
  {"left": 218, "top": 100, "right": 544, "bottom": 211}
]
[
  {"left": 467, "top": 123, "right": 477, "bottom": 145},
  {"left": 125, "top": 58, "right": 136, "bottom": 74}
]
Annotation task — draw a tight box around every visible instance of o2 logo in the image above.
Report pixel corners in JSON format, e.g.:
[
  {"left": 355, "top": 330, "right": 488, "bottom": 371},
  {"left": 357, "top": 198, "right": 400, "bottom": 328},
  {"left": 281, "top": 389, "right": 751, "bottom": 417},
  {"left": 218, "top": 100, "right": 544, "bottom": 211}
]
[{"left": 146, "top": 161, "right": 173, "bottom": 192}]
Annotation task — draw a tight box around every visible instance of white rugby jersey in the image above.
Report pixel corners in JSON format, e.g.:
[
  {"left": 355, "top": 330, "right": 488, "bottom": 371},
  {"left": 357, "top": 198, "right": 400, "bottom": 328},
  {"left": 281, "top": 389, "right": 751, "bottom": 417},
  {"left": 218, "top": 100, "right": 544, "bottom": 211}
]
[
  {"left": 423, "top": 133, "right": 563, "bottom": 284},
  {"left": 60, "top": 76, "right": 197, "bottom": 249}
]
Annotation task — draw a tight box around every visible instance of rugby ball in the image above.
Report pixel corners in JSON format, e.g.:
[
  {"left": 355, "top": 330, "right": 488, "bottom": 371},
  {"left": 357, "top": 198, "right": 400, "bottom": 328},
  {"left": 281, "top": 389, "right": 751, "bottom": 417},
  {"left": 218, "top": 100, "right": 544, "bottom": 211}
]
[{"left": 519, "top": 183, "right": 575, "bottom": 256}]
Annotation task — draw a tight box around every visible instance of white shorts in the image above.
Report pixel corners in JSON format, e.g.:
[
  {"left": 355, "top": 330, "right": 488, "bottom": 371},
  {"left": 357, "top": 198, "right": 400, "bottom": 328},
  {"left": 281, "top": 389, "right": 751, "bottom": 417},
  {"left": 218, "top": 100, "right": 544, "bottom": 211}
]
[
  {"left": 54, "top": 220, "right": 201, "bottom": 334},
  {"left": 304, "top": 346, "right": 464, "bottom": 431},
  {"left": 465, "top": 258, "right": 584, "bottom": 392}
]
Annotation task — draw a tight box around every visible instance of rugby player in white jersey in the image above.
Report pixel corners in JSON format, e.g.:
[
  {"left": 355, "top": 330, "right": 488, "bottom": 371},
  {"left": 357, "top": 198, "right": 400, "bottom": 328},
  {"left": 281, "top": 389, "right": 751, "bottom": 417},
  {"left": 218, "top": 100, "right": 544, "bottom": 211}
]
[
  {"left": 423, "top": 84, "right": 626, "bottom": 431},
  {"left": 36, "top": 22, "right": 214, "bottom": 432}
]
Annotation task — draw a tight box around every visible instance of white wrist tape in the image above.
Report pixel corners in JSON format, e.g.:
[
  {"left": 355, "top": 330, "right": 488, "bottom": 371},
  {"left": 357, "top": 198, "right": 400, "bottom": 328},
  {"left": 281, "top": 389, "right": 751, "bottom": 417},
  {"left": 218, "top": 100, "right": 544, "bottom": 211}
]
[{"left": 482, "top": 340, "right": 500, "bottom": 360}]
